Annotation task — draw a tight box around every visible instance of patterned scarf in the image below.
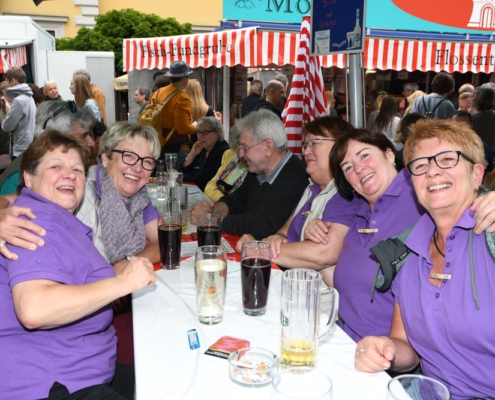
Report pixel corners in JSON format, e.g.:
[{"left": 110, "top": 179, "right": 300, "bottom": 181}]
[
  {"left": 216, "top": 155, "right": 248, "bottom": 195},
  {"left": 99, "top": 165, "right": 150, "bottom": 264}
]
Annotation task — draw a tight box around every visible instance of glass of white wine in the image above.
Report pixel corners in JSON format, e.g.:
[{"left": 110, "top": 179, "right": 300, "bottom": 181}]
[{"left": 194, "top": 245, "right": 228, "bottom": 325}]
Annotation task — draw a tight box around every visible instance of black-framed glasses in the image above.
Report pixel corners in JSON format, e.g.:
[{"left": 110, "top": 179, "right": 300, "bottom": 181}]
[
  {"left": 302, "top": 138, "right": 336, "bottom": 151},
  {"left": 42, "top": 100, "right": 77, "bottom": 129},
  {"left": 407, "top": 150, "right": 475, "bottom": 176},
  {"left": 238, "top": 140, "right": 265, "bottom": 154},
  {"left": 196, "top": 129, "right": 215, "bottom": 136},
  {"left": 111, "top": 149, "right": 157, "bottom": 171}
]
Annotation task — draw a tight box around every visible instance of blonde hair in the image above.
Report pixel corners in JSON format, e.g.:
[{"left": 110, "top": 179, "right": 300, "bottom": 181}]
[
  {"left": 326, "top": 91, "right": 335, "bottom": 108},
  {"left": 403, "top": 90, "right": 426, "bottom": 117},
  {"left": 185, "top": 79, "right": 209, "bottom": 121},
  {"left": 72, "top": 75, "right": 94, "bottom": 108}
]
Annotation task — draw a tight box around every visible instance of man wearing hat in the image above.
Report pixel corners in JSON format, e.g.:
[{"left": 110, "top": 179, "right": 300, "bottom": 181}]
[{"left": 151, "top": 60, "right": 197, "bottom": 156}]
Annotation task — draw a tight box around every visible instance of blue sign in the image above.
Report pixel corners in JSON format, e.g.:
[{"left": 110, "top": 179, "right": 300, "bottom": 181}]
[
  {"left": 222, "top": 0, "right": 311, "bottom": 24},
  {"left": 310, "top": 0, "right": 366, "bottom": 56}
]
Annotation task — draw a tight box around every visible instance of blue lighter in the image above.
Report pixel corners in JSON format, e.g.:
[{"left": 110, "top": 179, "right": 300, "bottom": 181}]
[{"left": 187, "top": 329, "right": 200, "bottom": 350}]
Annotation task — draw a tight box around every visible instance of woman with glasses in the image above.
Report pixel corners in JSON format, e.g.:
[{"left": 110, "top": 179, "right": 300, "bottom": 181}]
[
  {"left": 355, "top": 119, "right": 495, "bottom": 399},
  {"left": 235, "top": 116, "right": 354, "bottom": 279},
  {"left": 178, "top": 116, "right": 229, "bottom": 191}
]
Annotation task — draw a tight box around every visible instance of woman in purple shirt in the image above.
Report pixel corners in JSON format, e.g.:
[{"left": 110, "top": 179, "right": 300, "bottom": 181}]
[
  {"left": 0, "top": 131, "right": 156, "bottom": 399},
  {"left": 355, "top": 120, "right": 495, "bottom": 399}
]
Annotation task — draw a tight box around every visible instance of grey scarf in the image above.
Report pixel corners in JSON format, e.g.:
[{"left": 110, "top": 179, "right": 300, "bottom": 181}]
[{"left": 99, "top": 166, "right": 150, "bottom": 264}]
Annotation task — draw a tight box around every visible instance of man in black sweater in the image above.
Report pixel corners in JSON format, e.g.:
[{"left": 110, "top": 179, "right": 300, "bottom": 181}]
[
  {"left": 191, "top": 109, "right": 307, "bottom": 239},
  {"left": 254, "top": 80, "right": 285, "bottom": 121}
]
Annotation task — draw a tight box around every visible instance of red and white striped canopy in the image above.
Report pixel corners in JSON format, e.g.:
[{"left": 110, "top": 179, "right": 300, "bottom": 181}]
[
  {"left": 0, "top": 46, "right": 28, "bottom": 74},
  {"left": 124, "top": 28, "right": 495, "bottom": 74}
]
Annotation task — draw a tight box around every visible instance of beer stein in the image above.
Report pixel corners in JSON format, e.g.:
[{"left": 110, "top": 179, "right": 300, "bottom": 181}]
[{"left": 280, "top": 269, "right": 339, "bottom": 369}]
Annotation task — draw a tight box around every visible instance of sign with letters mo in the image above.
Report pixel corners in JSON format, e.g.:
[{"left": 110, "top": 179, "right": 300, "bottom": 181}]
[
  {"left": 222, "top": 0, "right": 311, "bottom": 24},
  {"left": 310, "top": 0, "right": 366, "bottom": 56}
]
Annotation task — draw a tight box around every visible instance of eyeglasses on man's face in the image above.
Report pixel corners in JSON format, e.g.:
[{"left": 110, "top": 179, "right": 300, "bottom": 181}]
[
  {"left": 42, "top": 100, "right": 77, "bottom": 129},
  {"left": 237, "top": 140, "right": 265, "bottom": 154},
  {"left": 407, "top": 150, "right": 475, "bottom": 176},
  {"left": 302, "top": 138, "right": 336, "bottom": 152},
  {"left": 111, "top": 149, "right": 157, "bottom": 171}
]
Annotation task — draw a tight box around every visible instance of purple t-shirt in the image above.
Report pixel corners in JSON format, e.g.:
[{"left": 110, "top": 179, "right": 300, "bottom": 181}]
[
  {"left": 333, "top": 169, "right": 425, "bottom": 342},
  {"left": 393, "top": 209, "right": 495, "bottom": 399},
  {"left": 0, "top": 189, "right": 117, "bottom": 399},
  {"left": 287, "top": 185, "right": 357, "bottom": 243}
]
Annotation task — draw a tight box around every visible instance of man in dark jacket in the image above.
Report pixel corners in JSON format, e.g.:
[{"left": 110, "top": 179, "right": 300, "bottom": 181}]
[
  {"left": 242, "top": 80, "right": 263, "bottom": 117},
  {"left": 254, "top": 80, "right": 285, "bottom": 121}
]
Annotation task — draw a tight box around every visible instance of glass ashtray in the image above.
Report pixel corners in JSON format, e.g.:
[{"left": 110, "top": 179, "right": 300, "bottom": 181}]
[{"left": 228, "top": 347, "right": 278, "bottom": 387}]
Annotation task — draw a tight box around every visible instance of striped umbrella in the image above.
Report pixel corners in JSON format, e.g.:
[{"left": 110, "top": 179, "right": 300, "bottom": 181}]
[{"left": 282, "top": 16, "right": 329, "bottom": 158}]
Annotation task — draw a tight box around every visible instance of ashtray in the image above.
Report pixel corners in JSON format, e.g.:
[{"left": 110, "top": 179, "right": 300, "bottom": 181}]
[{"left": 228, "top": 347, "right": 278, "bottom": 387}]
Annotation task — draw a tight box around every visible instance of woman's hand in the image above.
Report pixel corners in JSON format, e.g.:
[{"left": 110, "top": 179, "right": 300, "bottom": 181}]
[
  {"left": 189, "top": 141, "right": 203, "bottom": 158},
  {"left": 264, "top": 233, "right": 288, "bottom": 259},
  {"left": 354, "top": 336, "right": 395, "bottom": 373},
  {"left": 0, "top": 206, "right": 46, "bottom": 260},
  {"left": 303, "top": 219, "right": 332, "bottom": 244},
  {"left": 236, "top": 234, "right": 256, "bottom": 252},
  {"left": 117, "top": 256, "right": 156, "bottom": 293},
  {"left": 471, "top": 191, "right": 495, "bottom": 233}
]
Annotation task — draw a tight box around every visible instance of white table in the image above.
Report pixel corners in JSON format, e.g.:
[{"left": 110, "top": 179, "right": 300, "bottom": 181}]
[{"left": 132, "top": 260, "right": 391, "bottom": 399}]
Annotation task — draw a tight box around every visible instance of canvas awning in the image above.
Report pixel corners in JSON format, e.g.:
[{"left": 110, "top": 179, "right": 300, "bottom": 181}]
[
  {"left": 0, "top": 45, "right": 28, "bottom": 74},
  {"left": 114, "top": 74, "right": 128, "bottom": 91},
  {"left": 124, "top": 28, "right": 495, "bottom": 74}
]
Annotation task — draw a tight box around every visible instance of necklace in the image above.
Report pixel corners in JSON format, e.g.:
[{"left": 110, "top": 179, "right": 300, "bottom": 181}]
[{"left": 433, "top": 229, "right": 445, "bottom": 258}]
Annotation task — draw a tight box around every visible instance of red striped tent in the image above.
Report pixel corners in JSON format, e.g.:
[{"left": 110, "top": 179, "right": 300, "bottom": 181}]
[
  {"left": 0, "top": 46, "right": 28, "bottom": 74},
  {"left": 124, "top": 29, "right": 495, "bottom": 74}
]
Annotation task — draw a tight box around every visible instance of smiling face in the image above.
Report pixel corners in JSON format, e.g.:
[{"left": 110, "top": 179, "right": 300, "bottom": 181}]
[
  {"left": 238, "top": 129, "right": 267, "bottom": 175},
  {"left": 303, "top": 133, "right": 335, "bottom": 188},
  {"left": 410, "top": 137, "right": 483, "bottom": 219},
  {"left": 340, "top": 139, "right": 398, "bottom": 208},
  {"left": 45, "top": 82, "right": 59, "bottom": 99},
  {"left": 100, "top": 137, "right": 153, "bottom": 198},
  {"left": 196, "top": 120, "right": 219, "bottom": 152},
  {"left": 24, "top": 147, "right": 86, "bottom": 213}
]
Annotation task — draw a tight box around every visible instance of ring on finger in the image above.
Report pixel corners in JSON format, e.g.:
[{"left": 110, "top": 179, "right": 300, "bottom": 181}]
[
  {"left": 355, "top": 348, "right": 365, "bottom": 359},
  {"left": 0, "top": 241, "right": 5, "bottom": 248}
]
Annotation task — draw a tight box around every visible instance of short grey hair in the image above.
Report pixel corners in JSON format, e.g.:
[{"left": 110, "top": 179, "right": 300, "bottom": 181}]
[
  {"left": 274, "top": 74, "right": 288, "bottom": 88},
  {"left": 403, "top": 82, "right": 418, "bottom": 92},
  {"left": 73, "top": 69, "right": 91, "bottom": 82},
  {"left": 34, "top": 100, "right": 94, "bottom": 138},
  {"left": 98, "top": 122, "right": 161, "bottom": 160},
  {"left": 136, "top": 87, "right": 150, "bottom": 100},
  {"left": 250, "top": 80, "right": 263, "bottom": 92},
  {"left": 197, "top": 116, "right": 224, "bottom": 142},
  {"left": 237, "top": 109, "right": 287, "bottom": 151}
]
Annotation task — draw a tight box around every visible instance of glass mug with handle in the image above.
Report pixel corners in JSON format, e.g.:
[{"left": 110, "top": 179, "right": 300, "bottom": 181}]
[{"left": 280, "top": 269, "right": 339, "bottom": 369}]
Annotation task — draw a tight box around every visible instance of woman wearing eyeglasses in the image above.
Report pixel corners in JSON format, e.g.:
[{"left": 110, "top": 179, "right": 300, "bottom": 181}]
[
  {"left": 179, "top": 116, "right": 229, "bottom": 191},
  {"left": 235, "top": 116, "right": 355, "bottom": 280},
  {"left": 354, "top": 119, "right": 495, "bottom": 400}
]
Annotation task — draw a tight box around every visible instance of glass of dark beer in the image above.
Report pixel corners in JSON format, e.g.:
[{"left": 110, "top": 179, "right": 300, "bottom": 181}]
[
  {"left": 196, "top": 213, "right": 221, "bottom": 247},
  {"left": 240, "top": 241, "right": 271, "bottom": 316},
  {"left": 158, "top": 211, "right": 182, "bottom": 269}
]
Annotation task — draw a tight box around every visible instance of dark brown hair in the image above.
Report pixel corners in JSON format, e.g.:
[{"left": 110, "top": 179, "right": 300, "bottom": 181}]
[
  {"left": 302, "top": 115, "right": 354, "bottom": 140},
  {"left": 330, "top": 129, "right": 404, "bottom": 200},
  {"left": 19, "top": 130, "right": 89, "bottom": 194}
]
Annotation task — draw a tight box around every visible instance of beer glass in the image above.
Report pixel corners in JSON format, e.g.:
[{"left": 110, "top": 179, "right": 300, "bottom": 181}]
[
  {"left": 157, "top": 211, "right": 182, "bottom": 270},
  {"left": 164, "top": 153, "right": 177, "bottom": 172},
  {"left": 240, "top": 241, "right": 271, "bottom": 316},
  {"left": 387, "top": 375, "right": 451, "bottom": 400},
  {"left": 196, "top": 213, "right": 221, "bottom": 246},
  {"left": 195, "top": 245, "right": 228, "bottom": 325},
  {"left": 280, "top": 269, "right": 339, "bottom": 368}
]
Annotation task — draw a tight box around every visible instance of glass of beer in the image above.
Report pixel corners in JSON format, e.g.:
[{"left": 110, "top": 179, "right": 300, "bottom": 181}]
[
  {"left": 240, "top": 241, "right": 271, "bottom": 316},
  {"left": 196, "top": 213, "right": 221, "bottom": 247},
  {"left": 195, "top": 245, "right": 228, "bottom": 325},
  {"left": 280, "top": 269, "right": 339, "bottom": 369},
  {"left": 157, "top": 211, "right": 182, "bottom": 270}
]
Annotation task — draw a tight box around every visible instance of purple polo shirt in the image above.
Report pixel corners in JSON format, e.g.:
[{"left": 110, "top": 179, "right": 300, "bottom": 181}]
[
  {"left": 393, "top": 209, "right": 495, "bottom": 399},
  {"left": 333, "top": 169, "right": 425, "bottom": 342},
  {"left": 0, "top": 189, "right": 116, "bottom": 399},
  {"left": 287, "top": 185, "right": 357, "bottom": 243},
  {"left": 95, "top": 163, "right": 159, "bottom": 224}
]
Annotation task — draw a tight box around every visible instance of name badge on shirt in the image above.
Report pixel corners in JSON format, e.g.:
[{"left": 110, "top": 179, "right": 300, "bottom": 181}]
[
  {"left": 301, "top": 211, "right": 313, "bottom": 217},
  {"left": 429, "top": 273, "right": 452, "bottom": 280},
  {"left": 358, "top": 228, "right": 378, "bottom": 234}
]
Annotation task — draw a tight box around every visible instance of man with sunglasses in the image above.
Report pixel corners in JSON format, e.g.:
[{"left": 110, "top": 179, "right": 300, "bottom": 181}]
[{"left": 1, "top": 68, "right": 36, "bottom": 159}]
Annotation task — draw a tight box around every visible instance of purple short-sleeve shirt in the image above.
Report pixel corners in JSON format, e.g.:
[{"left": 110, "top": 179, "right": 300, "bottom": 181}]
[
  {"left": 0, "top": 190, "right": 117, "bottom": 399},
  {"left": 393, "top": 209, "right": 495, "bottom": 399},
  {"left": 334, "top": 169, "right": 425, "bottom": 342}
]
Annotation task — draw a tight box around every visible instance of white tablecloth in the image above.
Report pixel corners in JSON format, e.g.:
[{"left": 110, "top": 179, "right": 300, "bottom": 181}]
[{"left": 132, "top": 260, "right": 391, "bottom": 399}]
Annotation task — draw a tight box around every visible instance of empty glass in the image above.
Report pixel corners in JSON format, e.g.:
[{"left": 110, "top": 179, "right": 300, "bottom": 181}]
[
  {"left": 387, "top": 375, "right": 451, "bottom": 400},
  {"left": 271, "top": 367, "right": 333, "bottom": 399},
  {"left": 165, "top": 153, "right": 177, "bottom": 172}
]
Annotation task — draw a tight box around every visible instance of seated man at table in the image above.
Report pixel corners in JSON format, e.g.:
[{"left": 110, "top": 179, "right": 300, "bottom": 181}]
[{"left": 191, "top": 109, "right": 308, "bottom": 239}]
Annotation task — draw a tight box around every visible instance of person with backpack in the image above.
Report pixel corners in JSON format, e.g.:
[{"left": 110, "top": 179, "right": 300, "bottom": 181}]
[
  {"left": 410, "top": 72, "right": 456, "bottom": 120},
  {"left": 355, "top": 119, "right": 495, "bottom": 400}
]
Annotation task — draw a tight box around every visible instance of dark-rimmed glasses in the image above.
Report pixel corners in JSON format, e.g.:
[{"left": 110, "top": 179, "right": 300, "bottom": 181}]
[
  {"left": 302, "top": 138, "right": 336, "bottom": 151},
  {"left": 111, "top": 149, "right": 157, "bottom": 171},
  {"left": 42, "top": 100, "right": 77, "bottom": 129},
  {"left": 196, "top": 129, "right": 215, "bottom": 136},
  {"left": 407, "top": 150, "right": 475, "bottom": 176}
]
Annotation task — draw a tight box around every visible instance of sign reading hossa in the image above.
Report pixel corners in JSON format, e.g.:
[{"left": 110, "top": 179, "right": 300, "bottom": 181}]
[{"left": 392, "top": 0, "right": 495, "bottom": 31}]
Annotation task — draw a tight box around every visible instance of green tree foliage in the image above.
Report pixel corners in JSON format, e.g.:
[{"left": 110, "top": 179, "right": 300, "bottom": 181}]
[{"left": 55, "top": 9, "right": 193, "bottom": 74}]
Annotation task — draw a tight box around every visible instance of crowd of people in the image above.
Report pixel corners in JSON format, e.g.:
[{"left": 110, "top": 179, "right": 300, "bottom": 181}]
[{"left": 0, "top": 60, "right": 494, "bottom": 400}]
